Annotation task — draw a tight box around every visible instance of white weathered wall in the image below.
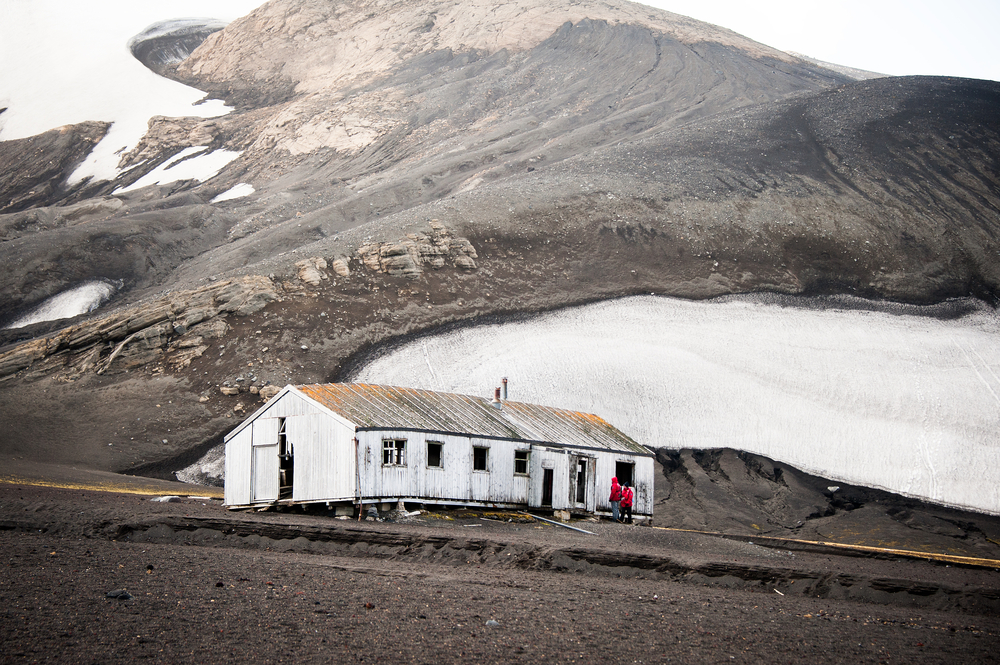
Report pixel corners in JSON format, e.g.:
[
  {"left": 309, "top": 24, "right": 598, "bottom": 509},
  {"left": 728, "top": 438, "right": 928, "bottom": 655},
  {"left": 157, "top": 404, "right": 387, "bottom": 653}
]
[
  {"left": 594, "top": 453, "right": 655, "bottom": 517},
  {"left": 224, "top": 427, "right": 252, "bottom": 506},
  {"left": 529, "top": 447, "right": 569, "bottom": 510},
  {"left": 358, "top": 431, "right": 533, "bottom": 505},
  {"left": 225, "top": 389, "right": 356, "bottom": 507},
  {"left": 289, "top": 413, "right": 356, "bottom": 503}
]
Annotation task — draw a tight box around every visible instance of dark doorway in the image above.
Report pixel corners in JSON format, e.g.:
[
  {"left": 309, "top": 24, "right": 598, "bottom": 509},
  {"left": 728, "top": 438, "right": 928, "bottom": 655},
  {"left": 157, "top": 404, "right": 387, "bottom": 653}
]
[
  {"left": 575, "top": 458, "right": 587, "bottom": 504},
  {"left": 278, "top": 417, "right": 293, "bottom": 499},
  {"left": 541, "top": 468, "right": 554, "bottom": 506}
]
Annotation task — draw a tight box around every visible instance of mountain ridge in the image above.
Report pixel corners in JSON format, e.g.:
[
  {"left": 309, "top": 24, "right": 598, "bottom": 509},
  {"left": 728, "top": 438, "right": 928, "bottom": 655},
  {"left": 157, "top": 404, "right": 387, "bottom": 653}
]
[{"left": 0, "top": 0, "right": 997, "bottom": 516}]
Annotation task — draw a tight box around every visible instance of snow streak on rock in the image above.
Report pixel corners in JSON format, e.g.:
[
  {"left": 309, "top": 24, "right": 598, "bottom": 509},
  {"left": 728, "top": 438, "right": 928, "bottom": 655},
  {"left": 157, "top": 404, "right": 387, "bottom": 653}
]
[
  {"left": 210, "top": 182, "right": 255, "bottom": 202},
  {"left": 6, "top": 281, "right": 118, "bottom": 329},
  {"left": 116, "top": 147, "right": 241, "bottom": 193}
]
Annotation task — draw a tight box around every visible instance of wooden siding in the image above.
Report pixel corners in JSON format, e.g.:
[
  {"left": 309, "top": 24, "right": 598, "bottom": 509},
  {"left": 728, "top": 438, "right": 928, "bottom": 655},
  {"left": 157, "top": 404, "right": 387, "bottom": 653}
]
[
  {"left": 594, "top": 454, "right": 655, "bottom": 517},
  {"left": 252, "top": 442, "right": 279, "bottom": 502},
  {"left": 357, "top": 431, "right": 534, "bottom": 505},
  {"left": 224, "top": 427, "right": 252, "bottom": 506},
  {"left": 633, "top": 456, "right": 655, "bottom": 516},
  {"left": 529, "top": 447, "right": 571, "bottom": 510},
  {"left": 225, "top": 390, "right": 350, "bottom": 507},
  {"left": 287, "top": 414, "right": 357, "bottom": 503}
]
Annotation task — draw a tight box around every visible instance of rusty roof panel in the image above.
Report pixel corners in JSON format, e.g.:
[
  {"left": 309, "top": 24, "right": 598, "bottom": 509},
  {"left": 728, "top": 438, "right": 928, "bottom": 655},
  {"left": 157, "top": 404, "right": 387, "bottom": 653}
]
[{"left": 296, "top": 383, "right": 646, "bottom": 454}]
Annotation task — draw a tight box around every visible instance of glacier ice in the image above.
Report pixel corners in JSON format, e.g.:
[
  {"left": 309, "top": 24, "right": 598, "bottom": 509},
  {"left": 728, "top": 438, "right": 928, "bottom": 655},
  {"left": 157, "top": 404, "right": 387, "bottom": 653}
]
[{"left": 350, "top": 294, "right": 1000, "bottom": 515}]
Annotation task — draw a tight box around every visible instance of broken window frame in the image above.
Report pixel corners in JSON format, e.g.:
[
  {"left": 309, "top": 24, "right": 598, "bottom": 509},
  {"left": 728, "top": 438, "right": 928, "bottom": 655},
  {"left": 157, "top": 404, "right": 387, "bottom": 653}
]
[
  {"left": 514, "top": 449, "right": 530, "bottom": 475},
  {"left": 382, "top": 439, "right": 406, "bottom": 466},
  {"left": 277, "top": 417, "right": 289, "bottom": 458},
  {"left": 427, "top": 441, "right": 443, "bottom": 469}
]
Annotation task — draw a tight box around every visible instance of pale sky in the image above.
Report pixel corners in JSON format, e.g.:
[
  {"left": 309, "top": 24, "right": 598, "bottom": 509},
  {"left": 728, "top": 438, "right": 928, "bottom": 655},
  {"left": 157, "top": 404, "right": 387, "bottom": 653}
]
[{"left": 645, "top": 0, "right": 1000, "bottom": 81}]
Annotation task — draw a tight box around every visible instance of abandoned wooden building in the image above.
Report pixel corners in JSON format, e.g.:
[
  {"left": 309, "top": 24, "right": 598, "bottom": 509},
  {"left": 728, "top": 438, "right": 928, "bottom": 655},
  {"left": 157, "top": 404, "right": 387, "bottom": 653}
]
[{"left": 223, "top": 383, "right": 654, "bottom": 519}]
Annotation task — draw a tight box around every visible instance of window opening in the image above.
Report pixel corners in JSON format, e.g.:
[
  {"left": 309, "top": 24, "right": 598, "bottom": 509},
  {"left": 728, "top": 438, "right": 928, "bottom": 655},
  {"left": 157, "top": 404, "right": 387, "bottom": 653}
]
[
  {"left": 427, "top": 442, "right": 443, "bottom": 468},
  {"left": 514, "top": 450, "right": 529, "bottom": 475},
  {"left": 473, "top": 446, "right": 489, "bottom": 471},
  {"left": 382, "top": 439, "right": 406, "bottom": 466},
  {"left": 615, "top": 461, "right": 634, "bottom": 488},
  {"left": 278, "top": 417, "right": 293, "bottom": 498}
]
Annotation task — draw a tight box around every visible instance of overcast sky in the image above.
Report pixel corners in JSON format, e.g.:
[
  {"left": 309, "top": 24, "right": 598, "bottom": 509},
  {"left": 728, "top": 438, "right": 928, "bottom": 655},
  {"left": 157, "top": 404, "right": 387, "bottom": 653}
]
[{"left": 646, "top": 0, "right": 1000, "bottom": 81}]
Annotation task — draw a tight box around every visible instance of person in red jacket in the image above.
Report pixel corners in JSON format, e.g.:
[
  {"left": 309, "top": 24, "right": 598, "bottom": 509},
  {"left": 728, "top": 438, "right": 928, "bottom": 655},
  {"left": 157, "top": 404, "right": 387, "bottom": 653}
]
[
  {"left": 620, "top": 482, "right": 634, "bottom": 524},
  {"left": 609, "top": 477, "right": 621, "bottom": 522}
]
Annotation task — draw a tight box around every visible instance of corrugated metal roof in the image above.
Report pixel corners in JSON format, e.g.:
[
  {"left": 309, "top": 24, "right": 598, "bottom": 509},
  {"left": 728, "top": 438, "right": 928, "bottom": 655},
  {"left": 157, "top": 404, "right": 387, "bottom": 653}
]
[{"left": 296, "top": 383, "right": 648, "bottom": 455}]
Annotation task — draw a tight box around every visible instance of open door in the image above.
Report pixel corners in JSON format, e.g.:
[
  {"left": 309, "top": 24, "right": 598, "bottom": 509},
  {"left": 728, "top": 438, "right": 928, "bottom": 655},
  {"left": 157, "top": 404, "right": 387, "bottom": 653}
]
[
  {"left": 569, "top": 454, "right": 596, "bottom": 512},
  {"left": 251, "top": 444, "right": 279, "bottom": 502},
  {"left": 250, "top": 418, "right": 280, "bottom": 503},
  {"left": 529, "top": 447, "right": 564, "bottom": 509},
  {"left": 277, "top": 417, "right": 293, "bottom": 499}
]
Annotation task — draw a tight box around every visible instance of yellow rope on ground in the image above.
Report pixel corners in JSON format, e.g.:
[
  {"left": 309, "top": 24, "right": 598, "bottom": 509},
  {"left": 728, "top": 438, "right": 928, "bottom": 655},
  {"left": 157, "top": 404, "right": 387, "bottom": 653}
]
[
  {"left": 650, "top": 525, "right": 1000, "bottom": 569},
  {"left": 0, "top": 474, "right": 223, "bottom": 498}
]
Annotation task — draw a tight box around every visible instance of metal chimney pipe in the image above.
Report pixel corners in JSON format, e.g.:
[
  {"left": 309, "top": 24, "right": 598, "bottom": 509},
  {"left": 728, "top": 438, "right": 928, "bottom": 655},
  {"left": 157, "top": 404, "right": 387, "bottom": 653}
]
[
  {"left": 502, "top": 377, "right": 508, "bottom": 401},
  {"left": 492, "top": 387, "right": 502, "bottom": 409}
]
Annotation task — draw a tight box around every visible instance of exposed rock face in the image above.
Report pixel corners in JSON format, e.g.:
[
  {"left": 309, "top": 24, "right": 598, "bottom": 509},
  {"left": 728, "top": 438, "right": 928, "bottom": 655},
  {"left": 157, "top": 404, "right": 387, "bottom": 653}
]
[
  {"left": 295, "top": 257, "right": 328, "bottom": 286},
  {"left": 357, "top": 221, "right": 478, "bottom": 277},
  {"left": 0, "top": 122, "right": 109, "bottom": 214},
  {"left": 128, "top": 18, "right": 229, "bottom": 77},
  {"left": 0, "top": 276, "right": 278, "bottom": 380},
  {"left": 119, "top": 116, "right": 224, "bottom": 168}
]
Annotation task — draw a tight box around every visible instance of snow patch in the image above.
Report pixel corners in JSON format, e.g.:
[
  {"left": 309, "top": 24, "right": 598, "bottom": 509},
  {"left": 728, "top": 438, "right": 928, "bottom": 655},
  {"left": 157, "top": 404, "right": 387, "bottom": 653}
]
[
  {"left": 5, "top": 280, "right": 119, "bottom": 329},
  {"left": 211, "top": 182, "right": 255, "bottom": 203},
  {"left": 116, "top": 147, "right": 241, "bottom": 193}
]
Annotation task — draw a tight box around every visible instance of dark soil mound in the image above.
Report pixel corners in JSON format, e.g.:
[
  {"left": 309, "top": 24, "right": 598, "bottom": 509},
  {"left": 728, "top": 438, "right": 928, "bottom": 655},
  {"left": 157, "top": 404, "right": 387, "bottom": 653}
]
[{"left": 3, "top": 483, "right": 1000, "bottom": 663}]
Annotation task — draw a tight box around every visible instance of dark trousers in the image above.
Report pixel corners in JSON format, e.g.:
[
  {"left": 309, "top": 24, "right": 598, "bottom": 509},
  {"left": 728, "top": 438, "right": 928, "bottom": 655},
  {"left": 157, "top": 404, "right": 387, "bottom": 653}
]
[{"left": 622, "top": 505, "right": 632, "bottom": 523}]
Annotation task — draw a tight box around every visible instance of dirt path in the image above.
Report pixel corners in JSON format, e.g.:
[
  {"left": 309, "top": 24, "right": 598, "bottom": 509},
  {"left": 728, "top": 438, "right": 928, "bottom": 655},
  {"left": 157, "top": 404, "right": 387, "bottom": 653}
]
[{"left": 3, "top": 484, "right": 1000, "bottom": 663}]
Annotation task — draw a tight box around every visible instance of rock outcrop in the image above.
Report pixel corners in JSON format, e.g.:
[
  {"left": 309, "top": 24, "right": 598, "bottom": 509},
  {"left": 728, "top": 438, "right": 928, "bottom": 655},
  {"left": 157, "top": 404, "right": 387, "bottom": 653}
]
[
  {"left": 0, "top": 276, "right": 278, "bottom": 380},
  {"left": 0, "top": 121, "right": 110, "bottom": 214},
  {"left": 357, "top": 221, "right": 478, "bottom": 278},
  {"left": 295, "top": 257, "right": 328, "bottom": 286}
]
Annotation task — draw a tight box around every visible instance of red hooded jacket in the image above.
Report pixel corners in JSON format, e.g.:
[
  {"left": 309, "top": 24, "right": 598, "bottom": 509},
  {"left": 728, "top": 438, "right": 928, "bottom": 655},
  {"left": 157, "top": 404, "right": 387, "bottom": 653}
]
[
  {"left": 609, "top": 478, "right": 621, "bottom": 502},
  {"left": 620, "top": 485, "right": 633, "bottom": 509}
]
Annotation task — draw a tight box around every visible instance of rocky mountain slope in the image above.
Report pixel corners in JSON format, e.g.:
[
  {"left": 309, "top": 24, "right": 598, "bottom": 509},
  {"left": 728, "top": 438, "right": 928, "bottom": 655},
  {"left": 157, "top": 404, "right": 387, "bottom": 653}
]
[{"left": 0, "top": 0, "right": 998, "bottom": 508}]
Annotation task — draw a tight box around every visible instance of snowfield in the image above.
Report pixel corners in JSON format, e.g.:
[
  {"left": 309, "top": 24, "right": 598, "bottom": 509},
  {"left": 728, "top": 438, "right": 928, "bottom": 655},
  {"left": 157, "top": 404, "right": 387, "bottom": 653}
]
[
  {"left": 4, "top": 280, "right": 119, "bottom": 329},
  {"left": 349, "top": 294, "right": 1000, "bottom": 515}
]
